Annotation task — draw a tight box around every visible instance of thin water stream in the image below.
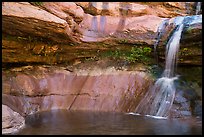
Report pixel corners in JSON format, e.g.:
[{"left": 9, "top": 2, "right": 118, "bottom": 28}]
[
  {"left": 135, "top": 16, "right": 185, "bottom": 117},
  {"left": 196, "top": 2, "right": 201, "bottom": 15}
]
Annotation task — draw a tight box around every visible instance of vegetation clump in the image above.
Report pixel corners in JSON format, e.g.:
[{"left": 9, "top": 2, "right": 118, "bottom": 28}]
[{"left": 102, "top": 46, "right": 153, "bottom": 64}]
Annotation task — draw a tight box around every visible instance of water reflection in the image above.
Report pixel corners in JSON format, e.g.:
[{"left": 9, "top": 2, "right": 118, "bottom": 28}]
[{"left": 15, "top": 110, "right": 202, "bottom": 135}]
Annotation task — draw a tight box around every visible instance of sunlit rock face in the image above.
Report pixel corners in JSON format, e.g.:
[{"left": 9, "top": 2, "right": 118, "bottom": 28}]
[
  {"left": 2, "top": 2, "right": 201, "bottom": 45},
  {"left": 40, "top": 2, "right": 84, "bottom": 42},
  {"left": 2, "top": 104, "right": 25, "bottom": 134},
  {"left": 77, "top": 2, "right": 202, "bottom": 48},
  {"left": 2, "top": 67, "right": 153, "bottom": 116},
  {"left": 2, "top": 2, "right": 81, "bottom": 43},
  {"left": 75, "top": 2, "right": 194, "bottom": 18},
  {"left": 79, "top": 14, "right": 165, "bottom": 44},
  {"left": 41, "top": 2, "right": 84, "bottom": 24}
]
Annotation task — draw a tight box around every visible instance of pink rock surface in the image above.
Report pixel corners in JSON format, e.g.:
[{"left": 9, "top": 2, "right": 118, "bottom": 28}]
[{"left": 2, "top": 68, "right": 153, "bottom": 116}]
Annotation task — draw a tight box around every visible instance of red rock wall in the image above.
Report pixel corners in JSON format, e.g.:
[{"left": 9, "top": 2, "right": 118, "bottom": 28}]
[{"left": 2, "top": 69, "right": 153, "bottom": 116}]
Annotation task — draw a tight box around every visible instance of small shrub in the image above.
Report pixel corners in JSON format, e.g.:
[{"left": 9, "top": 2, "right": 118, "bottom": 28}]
[{"left": 124, "top": 47, "right": 152, "bottom": 63}]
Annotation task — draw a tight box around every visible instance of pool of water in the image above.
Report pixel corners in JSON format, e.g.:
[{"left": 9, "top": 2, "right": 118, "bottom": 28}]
[{"left": 15, "top": 110, "right": 202, "bottom": 135}]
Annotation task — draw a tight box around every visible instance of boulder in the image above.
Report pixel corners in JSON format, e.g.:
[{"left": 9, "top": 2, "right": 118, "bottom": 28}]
[
  {"left": 2, "top": 2, "right": 80, "bottom": 44},
  {"left": 41, "top": 2, "right": 84, "bottom": 24},
  {"left": 2, "top": 105, "right": 25, "bottom": 134}
]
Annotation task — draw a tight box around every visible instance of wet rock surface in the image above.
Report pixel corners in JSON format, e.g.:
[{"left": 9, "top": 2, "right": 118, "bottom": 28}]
[
  {"left": 156, "top": 15, "right": 202, "bottom": 66},
  {"left": 169, "top": 73, "right": 202, "bottom": 118}
]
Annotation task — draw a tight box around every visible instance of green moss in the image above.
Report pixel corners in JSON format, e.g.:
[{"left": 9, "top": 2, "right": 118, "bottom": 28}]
[
  {"left": 185, "top": 26, "right": 193, "bottom": 34},
  {"left": 30, "top": 2, "right": 43, "bottom": 6},
  {"left": 179, "top": 47, "right": 192, "bottom": 56}
]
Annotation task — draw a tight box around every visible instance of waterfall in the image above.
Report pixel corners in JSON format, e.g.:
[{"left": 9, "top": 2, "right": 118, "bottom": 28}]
[
  {"left": 162, "top": 17, "right": 184, "bottom": 78},
  {"left": 195, "top": 2, "right": 201, "bottom": 15},
  {"left": 135, "top": 17, "right": 185, "bottom": 118}
]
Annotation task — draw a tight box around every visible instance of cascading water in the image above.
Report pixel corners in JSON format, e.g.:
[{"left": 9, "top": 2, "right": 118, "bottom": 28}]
[
  {"left": 162, "top": 17, "right": 185, "bottom": 78},
  {"left": 134, "top": 16, "right": 185, "bottom": 118},
  {"left": 195, "top": 2, "right": 201, "bottom": 15}
]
